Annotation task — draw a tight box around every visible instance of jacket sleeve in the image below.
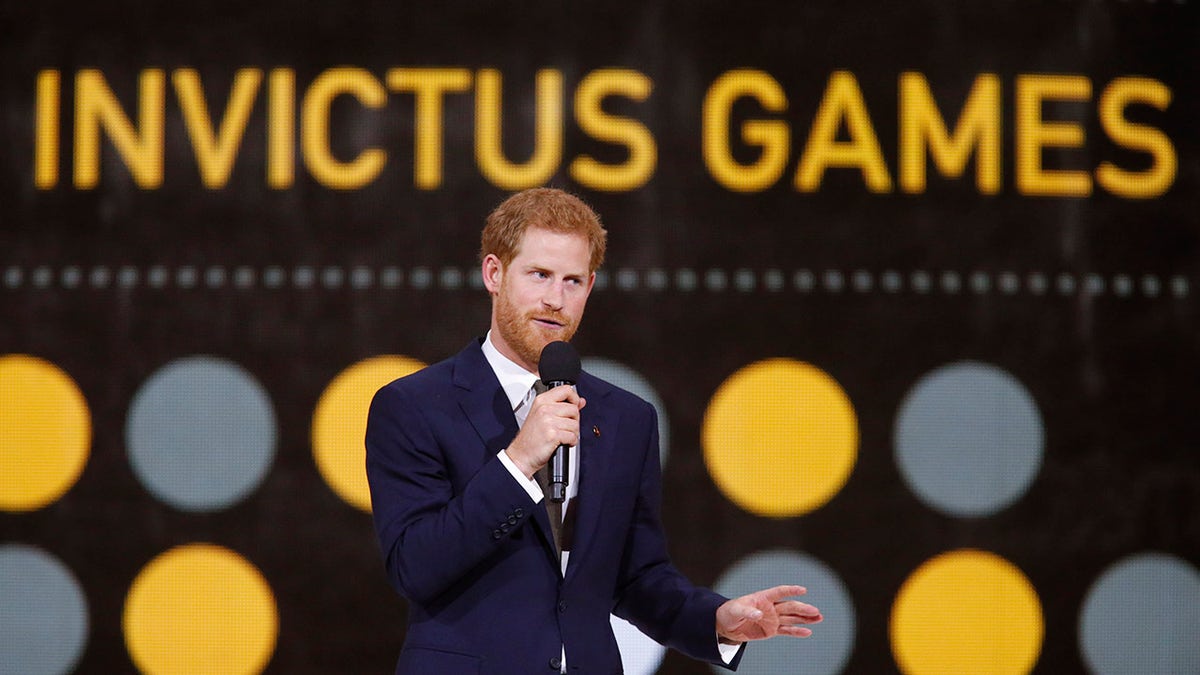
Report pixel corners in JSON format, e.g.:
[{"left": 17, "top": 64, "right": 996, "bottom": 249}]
[
  {"left": 611, "top": 404, "right": 745, "bottom": 670},
  {"left": 365, "top": 381, "right": 538, "bottom": 607}
]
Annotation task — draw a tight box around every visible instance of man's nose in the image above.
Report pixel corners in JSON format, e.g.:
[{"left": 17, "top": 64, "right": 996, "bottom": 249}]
[{"left": 542, "top": 281, "right": 565, "bottom": 309}]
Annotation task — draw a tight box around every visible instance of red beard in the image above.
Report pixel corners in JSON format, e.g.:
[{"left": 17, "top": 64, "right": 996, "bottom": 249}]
[{"left": 494, "top": 287, "right": 578, "bottom": 369}]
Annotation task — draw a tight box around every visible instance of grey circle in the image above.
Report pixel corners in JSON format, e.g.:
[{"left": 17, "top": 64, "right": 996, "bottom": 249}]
[
  {"left": 61, "top": 266, "right": 81, "bottom": 289},
  {"left": 1085, "top": 274, "right": 1105, "bottom": 296},
  {"left": 234, "top": 266, "right": 256, "bottom": 289},
  {"left": 177, "top": 266, "right": 198, "bottom": 288},
  {"left": 794, "top": 269, "right": 815, "bottom": 292},
  {"left": 616, "top": 269, "right": 639, "bottom": 291},
  {"left": 1170, "top": 276, "right": 1188, "bottom": 298},
  {"left": 852, "top": 270, "right": 872, "bottom": 293},
  {"left": 263, "top": 266, "right": 286, "bottom": 288},
  {"left": 895, "top": 361, "right": 1044, "bottom": 517},
  {"left": 1056, "top": 273, "right": 1076, "bottom": 295},
  {"left": 823, "top": 270, "right": 844, "bottom": 293},
  {"left": 645, "top": 268, "right": 668, "bottom": 291},
  {"left": 734, "top": 269, "right": 755, "bottom": 292},
  {"left": 1113, "top": 274, "right": 1133, "bottom": 297},
  {"left": 468, "top": 270, "right": 485, "bottom": 290},
  {"left": 711, "top": 550, "right": 854, "bottom": 675},
  {"left": 969, "top": 271, "right": 990, "bottom": 294},
  {"left": 293, "top": 266, "right": 315, "bottom": 288},
  {"left": 582, "top": 357, "right": 669, "bottom": 468},
  {"left": 117, "top": 266, "right": 138, "bottom": 288},
  {"left": 910, "top": 271, "right": 931, "bottom": 294},
  {"left": 350, "top": 266, "right": 373, "bottom": 290},
  {"left": 1080, "top": 552, "right": 1200, "bottom": 675},
  {"left": 1141, "top": 275, "right": 1160, "bottom": 298},
  {"left": 675, "top": 268, "right": 697, "bottom": 292},
  {"left": 410, "top": 267, "right": 432, "bottom": 289},
  {"left": 882, "top": 270, "right": 902, "bottom": 293},
  {"left": 998, "top": 271, "right": 1019, "bottom": 294},
  {"left": 940, "top": 271, "right": 960, "bottom": 294},
  {"left": 705, "top": 269, "right": 728, "bottom": 292},
  {"left": 0, "top": 544, "right": 89, "bottom": 675},
  {"left": 1028, "top": 273, "right": 1048, "bottom": 295},
  {"left": 3, "top": 266, "right": 21, "bottom": 288},
  {"left": 90, "top": 266, "right": 111, "bottom": 289},
  {"left": 379, "top": 267, "right": 402, "bottom": 289},
  {"left": 127, "top": 356, "right": 277, "bottom": 512},
  {"left": 763, "top": 269, "right": 784, "bottom": 292},
  {"left": 146, "top": 266, "right": 168, "bottom": 289},
  {"left": 205, "top": 266, "right": 227, "bottom": 288},
  {"left": 321, "top": 266, "right": 344, "bottom": 289},
  {"left": 33, "top": 266, "right": 53, "bottom": 288},
  {"left": 439, "top": 267, "right": 463, "bottom": 290}
]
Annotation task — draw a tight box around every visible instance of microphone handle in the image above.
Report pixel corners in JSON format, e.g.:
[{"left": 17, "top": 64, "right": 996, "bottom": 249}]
[{"left": 545, "top": 378, "right": 573, "bottom": 503}]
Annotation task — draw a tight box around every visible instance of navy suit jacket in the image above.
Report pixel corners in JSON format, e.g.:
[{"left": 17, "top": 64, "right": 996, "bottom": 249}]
[{"left": 365, "top": 339, "right": 742, "bottom": 674}]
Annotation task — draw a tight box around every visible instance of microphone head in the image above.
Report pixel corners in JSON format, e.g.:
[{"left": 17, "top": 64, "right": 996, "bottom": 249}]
[{"left": 539, "top": 341, "right": 581, "bottom": 384}]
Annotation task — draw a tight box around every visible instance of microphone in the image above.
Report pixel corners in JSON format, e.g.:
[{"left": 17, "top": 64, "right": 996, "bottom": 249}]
[{"left": 538, "top": 340, "right": 581, "bottom": 503}]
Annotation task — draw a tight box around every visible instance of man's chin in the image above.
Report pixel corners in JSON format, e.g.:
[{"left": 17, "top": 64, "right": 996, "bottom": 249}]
[
  {"left": 536, "top": 328, "right": 575, "bottom": 347},
  {"left": 523, "top": 330, "right": 573, "bottom": 362}
]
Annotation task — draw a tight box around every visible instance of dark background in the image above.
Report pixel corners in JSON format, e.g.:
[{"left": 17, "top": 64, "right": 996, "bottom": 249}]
[{"left": 1, "top": 1, "right": 1197, "bottom": 672}]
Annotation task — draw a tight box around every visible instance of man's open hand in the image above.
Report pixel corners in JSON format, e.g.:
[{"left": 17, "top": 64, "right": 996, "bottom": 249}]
[{"left": 716, "top": 585, "right": 823, "bottom": 644}]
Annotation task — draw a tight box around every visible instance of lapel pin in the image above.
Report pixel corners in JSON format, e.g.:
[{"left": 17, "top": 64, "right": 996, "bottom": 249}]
[{"left": 593, "top": 425, "right": 600, "bottom": 437}]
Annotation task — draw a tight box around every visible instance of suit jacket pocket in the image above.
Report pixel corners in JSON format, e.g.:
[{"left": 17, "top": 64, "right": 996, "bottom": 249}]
[{"left": 396, "top": 645, "right": 482, "bottom": 674}]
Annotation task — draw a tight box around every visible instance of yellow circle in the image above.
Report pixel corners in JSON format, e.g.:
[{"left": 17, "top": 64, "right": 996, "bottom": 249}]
[
  {"left": 702, "top": 358, "right": 857, "bottom": 517},
  {"left": 312, "top": 355, "right": 426, "bottom": 512},
  {"left": 0, "top": 354, "right": 91, "bottom": 511},
  {"left": 123, "top": 543, "right": 278, "bottom": 675},
  {"left": 890, "top": 549, "right": 1044, "bottom": 675}
]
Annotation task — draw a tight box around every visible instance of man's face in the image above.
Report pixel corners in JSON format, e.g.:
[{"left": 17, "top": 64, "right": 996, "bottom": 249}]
[{"left": 484, "top": 227, "right": 595, "bottom": 373}]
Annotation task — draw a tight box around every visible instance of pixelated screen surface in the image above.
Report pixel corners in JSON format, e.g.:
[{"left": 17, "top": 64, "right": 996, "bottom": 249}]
[{"left": 2, "top": 1, "right": 1198, "bottom": 673}]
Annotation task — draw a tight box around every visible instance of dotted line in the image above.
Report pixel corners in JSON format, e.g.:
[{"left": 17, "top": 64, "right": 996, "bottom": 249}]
[{"left": 0, "top": 265, "right": 1190, "bottom": 299}]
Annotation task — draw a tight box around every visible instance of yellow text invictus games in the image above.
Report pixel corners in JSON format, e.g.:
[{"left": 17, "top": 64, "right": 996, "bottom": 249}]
[{"left": 34, "top": 67, "right": 1175, "bottom": 198}]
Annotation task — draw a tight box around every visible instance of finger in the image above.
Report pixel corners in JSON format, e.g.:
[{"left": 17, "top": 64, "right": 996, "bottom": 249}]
[
  {"left": 778, "top": 611, "right": 823, "bottom": 625},
  {"left": 544, "top": 400, "right": 581, "bottom": 420},
  {"left": 529, "top": 404, "right": 580, "bottom": 432},
  {"left": 777, "top": 625, "right": 814, "bottom": 638},
  {"left": 759, "top": 585, "right": 806, "bottom": 603},
  {"left": 542, "top": 384, "right": 580, "bottom": 404},
  {"left": 774, "top": 600, "right": 822, "bottom": 617}
]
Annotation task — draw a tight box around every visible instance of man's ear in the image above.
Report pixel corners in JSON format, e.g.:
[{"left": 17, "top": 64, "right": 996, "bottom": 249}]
[{"left": 481, "top": 254, "right": 503, "bottom": 294}]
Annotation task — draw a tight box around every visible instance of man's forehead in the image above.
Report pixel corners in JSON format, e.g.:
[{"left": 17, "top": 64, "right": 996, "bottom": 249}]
[{"left": 513, "top": 227, "right": 591, "bottom": 261}]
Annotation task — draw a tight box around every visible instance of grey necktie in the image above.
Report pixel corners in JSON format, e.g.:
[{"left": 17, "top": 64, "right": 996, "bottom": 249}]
[{"left": 517, "top": 380, "right": 563, "bottom": 558}]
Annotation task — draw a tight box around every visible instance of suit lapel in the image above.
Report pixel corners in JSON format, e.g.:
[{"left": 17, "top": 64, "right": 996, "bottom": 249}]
[
  {"left": 452, "top": 339, "right": 561, "bottom": 569},
  {"left": 454, "top": 340, "right": 518, "bottom": 460},
  {"left": 564, "top": 375, "right": 614, "bottom": 583}
]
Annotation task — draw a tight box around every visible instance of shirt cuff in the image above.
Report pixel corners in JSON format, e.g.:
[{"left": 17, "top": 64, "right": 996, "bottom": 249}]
[
  {"left": 498, "top": 449, "right": 544, "bottom": 503},
  {"left": 717, "top": 639, "right": 741, "bottom": 664}
]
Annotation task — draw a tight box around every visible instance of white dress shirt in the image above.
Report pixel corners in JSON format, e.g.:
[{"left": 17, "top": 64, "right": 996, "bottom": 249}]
[{"left": 482, "top": 332, "right": 579, "bottom": 575}]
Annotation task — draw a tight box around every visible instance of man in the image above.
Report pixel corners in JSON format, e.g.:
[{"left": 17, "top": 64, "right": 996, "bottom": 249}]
[{"left": 366, "top": 188, "right": 822, "bottom": 673}]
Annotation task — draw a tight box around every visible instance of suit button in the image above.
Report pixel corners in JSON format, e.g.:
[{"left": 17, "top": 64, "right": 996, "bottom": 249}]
[
  {"left": 507, "top": 515, "right": 518, "bottom": 526},
  {"left": 492, "top": 529, "right": 503, "bottom": 540},
  {"left": 514, "top": 507, "right": 524, "bottom": 518},
  {"left": 558, "top": 600, "right": 567, "bottom": 613},
  {"left": 548, "top": 656, "right": 562, "bottom": 670}
]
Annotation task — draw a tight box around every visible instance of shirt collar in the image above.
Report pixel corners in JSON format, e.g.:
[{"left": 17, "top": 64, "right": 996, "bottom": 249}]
[{"left": 482, "top": 330, "right": 540, "bottom": 411}]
